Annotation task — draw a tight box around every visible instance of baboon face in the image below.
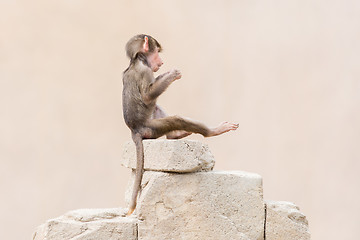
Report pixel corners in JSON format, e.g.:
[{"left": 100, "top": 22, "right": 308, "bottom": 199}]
[{"left": 147, "top": 47, "right": 163, "bottom": 72}]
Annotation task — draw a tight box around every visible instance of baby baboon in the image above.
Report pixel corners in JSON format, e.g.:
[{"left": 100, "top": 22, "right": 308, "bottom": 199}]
[{"left": 123, "top": 34, "right": 239, "bottom": 215}]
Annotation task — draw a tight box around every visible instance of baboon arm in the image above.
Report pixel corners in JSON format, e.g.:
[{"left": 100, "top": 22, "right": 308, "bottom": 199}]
[
  {"left": 155, "top": 72, "right": 169, "bottom": 82},
  {"left": 142, "top": 72, "right": 173, "bottom": 104}
]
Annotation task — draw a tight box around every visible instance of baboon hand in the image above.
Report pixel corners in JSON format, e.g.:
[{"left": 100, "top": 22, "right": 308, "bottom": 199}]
[{"left": 169, "top": 69, "right": 182, "bottom": 81}]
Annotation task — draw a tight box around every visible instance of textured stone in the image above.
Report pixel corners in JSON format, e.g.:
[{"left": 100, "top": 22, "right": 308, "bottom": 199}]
[
  {"left": 126, "top": 170, "right": 265, "bottom": 240},
  {"left": 33, "top": 208, "right": 137, "bottom": 240},
  {"left": 34, "top": 139, "right": 312, "bottom": 240},
  {"left": 265, "top": 201, "right": 310, "bottom": 240},
  {"left": 121, "top": 139, "right": 215, "bottom": 173}
]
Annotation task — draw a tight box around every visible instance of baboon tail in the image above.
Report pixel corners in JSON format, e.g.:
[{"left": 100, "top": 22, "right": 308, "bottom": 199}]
[{"left": 127, "top": 133, "right": 144, "bottom": 216}]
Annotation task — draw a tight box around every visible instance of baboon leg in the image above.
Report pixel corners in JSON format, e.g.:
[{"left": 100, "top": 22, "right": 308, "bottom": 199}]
[
  {"left": 146, "top": 115, "right": 211, "bottom": 139},
  {"left": 152, "top": 106, "right": 191, "bottom": 139}
]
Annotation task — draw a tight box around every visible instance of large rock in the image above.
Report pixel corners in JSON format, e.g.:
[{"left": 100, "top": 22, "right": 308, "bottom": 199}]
[
  {"left": 33, "top": 208, "right": 137, "bottom": 240},
  {"left": 265, "top": 201, "right": 310, "bottom": 240},
  {"left": 127, "top": 170, "right": 265, "bottom": 240},
  {"left": 34, "top": 139, "right": 311, "bottom": 240},
  {"left": 121, "top": 139, "right": 215, "bottom": 173}
]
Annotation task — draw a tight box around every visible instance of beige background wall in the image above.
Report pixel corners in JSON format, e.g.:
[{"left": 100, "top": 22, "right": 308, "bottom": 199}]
[{"left": 1, "top": 0, "right": 359, "bottom": 239}]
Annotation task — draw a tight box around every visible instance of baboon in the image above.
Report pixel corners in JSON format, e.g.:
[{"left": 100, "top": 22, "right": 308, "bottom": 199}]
[{"left": 123, "top": 34, "right": 239, "bottom": 216}]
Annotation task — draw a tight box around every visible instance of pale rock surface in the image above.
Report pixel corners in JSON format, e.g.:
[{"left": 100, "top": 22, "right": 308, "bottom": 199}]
[
  {"left": 121, "top": 139, "right": 215, "bottom": 173},
  {"left": 127, "top": 170, "right": 265, "bottom": 240},
  {"left": 265, "top": 201, "right": 311, "bottom": 240},
  {"left": 34, "top": 140, "right": 311, "bottom": 240},
  {"left": 33, "top": 208, "right": 137, "bottom": 240}
]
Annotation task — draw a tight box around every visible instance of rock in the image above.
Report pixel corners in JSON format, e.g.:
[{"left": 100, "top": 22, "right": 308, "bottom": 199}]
[
  {"left": 121, "top": 139, "right": 215, "bottom": 173},
  {"left": 34, "top": 139, "right": 311, "bottom": 240},
  {"left": 33, "top": 208, "right": 137, "bottom": 240},
  {"left": 127, "top": 170, "right": 265, "bottom": 240},
  {"left": 265, "top": 201, "right": 311, "bottom": 240}
]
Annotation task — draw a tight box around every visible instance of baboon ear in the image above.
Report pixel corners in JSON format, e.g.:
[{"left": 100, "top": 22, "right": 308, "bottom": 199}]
[{"left": 143, "top": 36, "right": 149, "bottom": 52}]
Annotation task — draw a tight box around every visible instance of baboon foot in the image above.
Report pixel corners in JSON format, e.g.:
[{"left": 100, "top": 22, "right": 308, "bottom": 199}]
[{"left": 209, "top": 122, "right": 239, "bottom": 137}]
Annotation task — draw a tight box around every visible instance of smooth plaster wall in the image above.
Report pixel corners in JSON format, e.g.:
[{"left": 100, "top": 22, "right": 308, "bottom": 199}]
[{"left": 1, "top": 0, "right": 359, "bottom": 239}]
